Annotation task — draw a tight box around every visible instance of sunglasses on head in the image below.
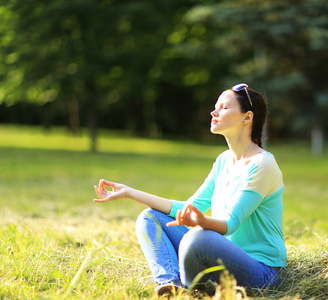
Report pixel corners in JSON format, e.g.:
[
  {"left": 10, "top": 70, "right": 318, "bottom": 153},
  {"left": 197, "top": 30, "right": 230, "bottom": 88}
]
[{"left": 231, "top": 83, "right": 253, "bottom": 107}]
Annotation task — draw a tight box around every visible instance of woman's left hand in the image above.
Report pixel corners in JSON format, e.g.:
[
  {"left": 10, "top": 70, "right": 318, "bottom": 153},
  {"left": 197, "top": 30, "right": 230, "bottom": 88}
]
[{"left": 166, "top": 204, "right": 205, "bottom": 227}]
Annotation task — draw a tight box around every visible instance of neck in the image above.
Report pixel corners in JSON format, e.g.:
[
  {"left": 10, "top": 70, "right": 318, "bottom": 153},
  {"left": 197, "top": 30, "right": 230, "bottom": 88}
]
[{"left": 225, "top": 135, "right": 255, "bottom": 163}]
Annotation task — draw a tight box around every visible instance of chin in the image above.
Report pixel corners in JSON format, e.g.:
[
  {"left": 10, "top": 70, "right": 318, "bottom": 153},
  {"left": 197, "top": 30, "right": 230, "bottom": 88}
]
[{"left": 210, "top": 127, "right": 220, "bottom": 134}]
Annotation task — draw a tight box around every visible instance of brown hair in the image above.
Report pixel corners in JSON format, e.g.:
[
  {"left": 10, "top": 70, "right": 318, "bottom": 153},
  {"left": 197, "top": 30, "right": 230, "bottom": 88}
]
[{"left": 231, "top": 87, "right": 267, "bottom": 148}]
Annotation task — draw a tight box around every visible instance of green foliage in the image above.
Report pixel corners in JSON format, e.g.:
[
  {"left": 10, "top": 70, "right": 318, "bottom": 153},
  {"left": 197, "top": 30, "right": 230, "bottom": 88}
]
[
  {"left": 0, "top": 125, "right": 327, "bottom": 299},
  {"left": 1, "top": 0, "right": 227, "bottom": 148},
  {"left": 185, "top": 0, "right": 328, "bottom": 138},
  {"left": 2, "top": 0, "right": 328, "bottom": 147}
]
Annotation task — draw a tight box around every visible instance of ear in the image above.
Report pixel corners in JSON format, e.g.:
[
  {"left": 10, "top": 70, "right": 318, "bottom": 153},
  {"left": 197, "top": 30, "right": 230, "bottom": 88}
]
[{"left": 242, "top": 111, "right": 253, "bottom": 124}]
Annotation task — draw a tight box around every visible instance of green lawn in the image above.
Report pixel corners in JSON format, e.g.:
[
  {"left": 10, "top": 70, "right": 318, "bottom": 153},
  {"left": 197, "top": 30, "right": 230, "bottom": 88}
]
[{"left": 0, "top": 125, "right": 327, "bottom": 299}]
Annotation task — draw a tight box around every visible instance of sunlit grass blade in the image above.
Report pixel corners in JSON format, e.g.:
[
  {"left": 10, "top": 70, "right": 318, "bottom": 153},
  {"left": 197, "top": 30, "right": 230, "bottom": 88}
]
[{"left": 188, "top": 265, "right": 225, "bottom": 291}]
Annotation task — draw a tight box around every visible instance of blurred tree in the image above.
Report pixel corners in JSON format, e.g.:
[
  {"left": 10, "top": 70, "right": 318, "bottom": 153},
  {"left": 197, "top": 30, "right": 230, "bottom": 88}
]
[
  {"left": 185, "top": 0, "right": 328, "bottom": 147},
  {"left": 2, "top": 0, "right": 223, "bottom": 150},
  {"left": 1, "top": 0, "right": 123, "bottom": 151},
  {"left": 7, "top": 0, "right": 327, "bottom": 148}
]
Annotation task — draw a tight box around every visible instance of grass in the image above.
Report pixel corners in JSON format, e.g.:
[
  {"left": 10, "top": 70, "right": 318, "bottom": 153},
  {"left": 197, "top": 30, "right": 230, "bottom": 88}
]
[{"left": 0, "top": 124, "right": 327, "bottom": 299}]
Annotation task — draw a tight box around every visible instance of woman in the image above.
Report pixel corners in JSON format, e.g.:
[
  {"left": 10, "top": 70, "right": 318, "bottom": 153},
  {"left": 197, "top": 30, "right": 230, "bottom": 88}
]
[{"left": 93, "top": 84, "right": 287, "bottom": 296}]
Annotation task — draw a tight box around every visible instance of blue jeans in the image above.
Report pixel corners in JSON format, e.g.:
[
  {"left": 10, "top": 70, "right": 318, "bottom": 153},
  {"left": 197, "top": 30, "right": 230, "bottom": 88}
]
[{"left": 136, "top": 208, "right": 282, "bottom": 288}]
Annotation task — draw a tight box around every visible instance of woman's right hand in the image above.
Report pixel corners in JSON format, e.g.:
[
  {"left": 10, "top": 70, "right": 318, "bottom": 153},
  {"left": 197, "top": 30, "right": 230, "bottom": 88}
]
[{"left": 93, "top": 179, "right": 129, "bottom": 202}]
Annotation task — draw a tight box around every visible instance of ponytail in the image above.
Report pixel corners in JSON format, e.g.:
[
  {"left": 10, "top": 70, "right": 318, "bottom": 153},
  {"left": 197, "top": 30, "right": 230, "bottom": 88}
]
[{"left": 232, "top": 88, "right": 267, "bottom": 148}]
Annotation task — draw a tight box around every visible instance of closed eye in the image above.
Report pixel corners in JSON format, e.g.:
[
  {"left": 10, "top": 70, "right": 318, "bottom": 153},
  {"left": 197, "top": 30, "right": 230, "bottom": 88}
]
[{"left": 214, "top": 102, "right": 230, "bottom": 110}]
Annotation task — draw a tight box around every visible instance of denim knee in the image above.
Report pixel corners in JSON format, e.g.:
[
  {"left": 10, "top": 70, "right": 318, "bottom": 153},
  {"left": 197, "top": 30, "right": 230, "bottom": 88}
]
[
  {"left": 179, "top": 228, "right": 211, "bottom": 286},
  {"left": 136, "top": 208, "right": 155, "bottom": 229},
  {"left": 137, "top": 207, "right": 155, "bottom": 220},
  {"left": 179, "top": 227, "right": 210, "bottom": 264},
  {"left": 180, "top": 227, "right": 207, "bottom": 250}
]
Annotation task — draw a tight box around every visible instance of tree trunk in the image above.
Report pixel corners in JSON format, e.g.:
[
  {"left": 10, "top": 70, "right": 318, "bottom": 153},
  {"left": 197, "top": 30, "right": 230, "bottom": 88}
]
[
  {"left": 144, "top": 100, "right": 159, "bottom": 138},
  {"left": 311, "top": 125, "right": 323, "bottom": 157},
  {"left": 41, "top": 102, "right": 51, "bottom": 131},
  {"left": 87, "top": 103, "right": 97, "bottom": 152},
  {"left": 85, "top": 82, "right": 98, "bottom": 152},
  {"left": 68, "top": 95, "right": 80, "bottom": 136}
]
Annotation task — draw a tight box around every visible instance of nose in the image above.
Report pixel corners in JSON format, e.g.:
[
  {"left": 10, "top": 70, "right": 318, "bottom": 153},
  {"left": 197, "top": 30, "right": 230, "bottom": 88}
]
[{"left": 211, "top": 108, "right": 218, "bottom": 117}]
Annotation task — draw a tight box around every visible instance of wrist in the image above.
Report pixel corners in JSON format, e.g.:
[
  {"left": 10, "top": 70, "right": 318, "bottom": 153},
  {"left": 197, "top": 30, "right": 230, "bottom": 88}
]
[
  {"left": 198, "top": 215, "right": 208, "bottom": 228},
  {"left": 125, "top": 186, "right": 134, "bottom": 199}
]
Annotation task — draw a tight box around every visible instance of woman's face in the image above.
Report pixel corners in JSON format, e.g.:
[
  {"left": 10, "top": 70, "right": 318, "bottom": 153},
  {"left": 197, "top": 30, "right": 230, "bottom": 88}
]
[{"left": 210, "top": 90, "right": 247, "bottom": 136}]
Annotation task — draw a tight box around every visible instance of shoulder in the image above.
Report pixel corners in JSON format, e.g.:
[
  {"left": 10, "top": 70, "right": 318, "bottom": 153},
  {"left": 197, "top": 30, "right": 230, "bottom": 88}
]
[
  {"left": 249, "top": 152, "right": 282, "bottom": 177},
  {"left": 209, "top": 150, "right": 230, "bottom": 175},
  {"left": 255, "top": 152, "right": 280, "bottom": 168},
  {"left": 217, "top": 149, "right": 231, "bottom": 161},
  {"left": 246, "top": 152, "right": 283, "bottom": 196},
  {"left": 214, "top": 149, "right": 231, "bottom": 166}
]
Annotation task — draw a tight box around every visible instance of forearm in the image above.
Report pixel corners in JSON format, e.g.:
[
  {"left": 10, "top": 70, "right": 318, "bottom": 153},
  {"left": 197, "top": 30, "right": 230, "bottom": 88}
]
[
  {"left": 128, "top": 188, "right": 172, "bottom": 214},
  {"left": 199, "top": 216, "right": 228, "bottom": 235}
]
